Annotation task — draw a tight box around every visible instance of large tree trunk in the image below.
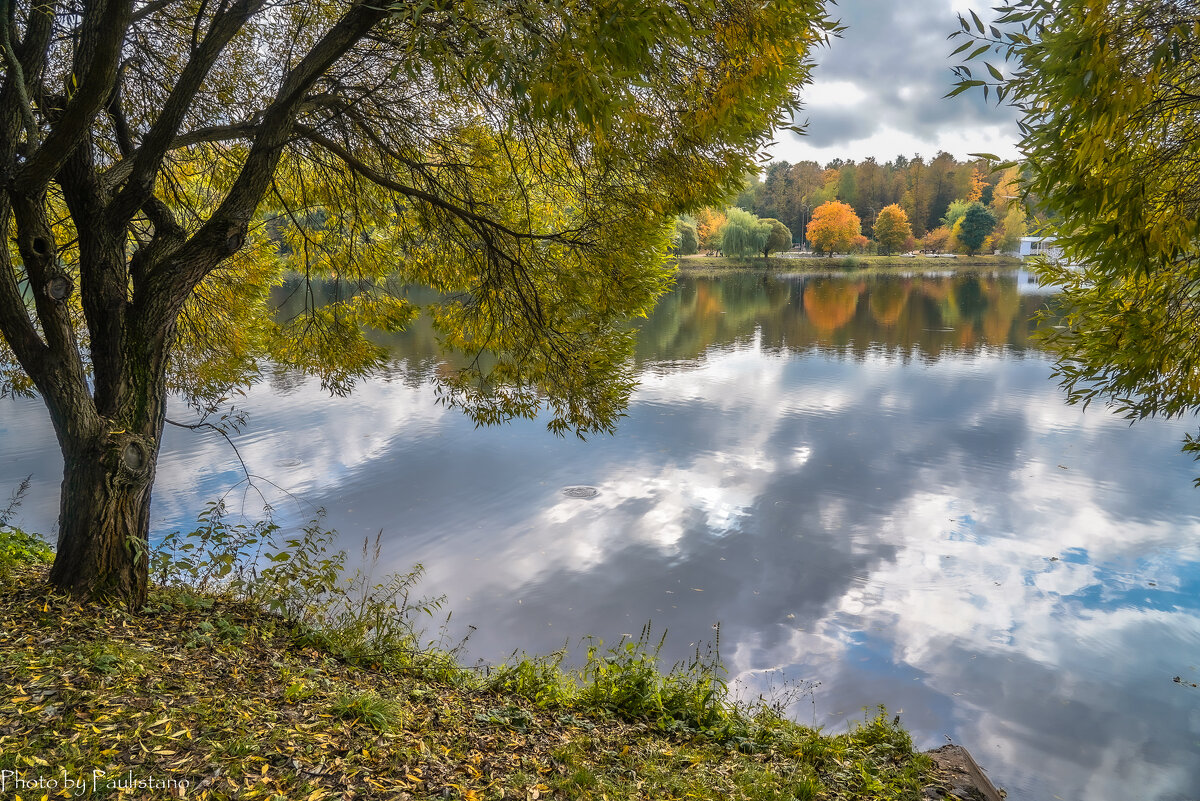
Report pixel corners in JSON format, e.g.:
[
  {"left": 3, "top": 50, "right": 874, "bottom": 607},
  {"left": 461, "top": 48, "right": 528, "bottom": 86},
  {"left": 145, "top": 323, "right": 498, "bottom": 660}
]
[
  {"left": 48, "top": 431, "right": 160, "bottom": 607},
  {"left": 0, "top": 0, "right": 391, "bottom": 609},
  {"left": 41, "top": 319, "right": 170, "bottom": 609}
]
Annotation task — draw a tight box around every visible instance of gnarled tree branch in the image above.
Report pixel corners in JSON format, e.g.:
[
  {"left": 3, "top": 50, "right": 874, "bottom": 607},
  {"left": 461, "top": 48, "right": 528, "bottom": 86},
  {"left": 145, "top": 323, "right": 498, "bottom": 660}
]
[{"left": 16, "top": 0, "right": 133, "bottom": 193}]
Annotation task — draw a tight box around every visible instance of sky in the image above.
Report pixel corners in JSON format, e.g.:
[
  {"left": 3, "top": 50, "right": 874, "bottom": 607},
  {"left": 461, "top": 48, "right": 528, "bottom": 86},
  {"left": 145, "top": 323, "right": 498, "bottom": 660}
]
[{"left": 769, "top": 0, "right": 1022, "bottom": 166}]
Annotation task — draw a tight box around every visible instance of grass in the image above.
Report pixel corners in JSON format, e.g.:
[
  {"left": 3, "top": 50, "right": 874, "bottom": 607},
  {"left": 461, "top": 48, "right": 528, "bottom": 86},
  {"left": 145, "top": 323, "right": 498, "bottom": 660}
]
[
  {"left": 0, "top": 477, "right": 51, "bottom": 583},
  {"left": 0, "top": 518, "right": 954, "bottom": 800},
  {"left": 677, "top": 254, "right": 1023, "bottom": 274}
]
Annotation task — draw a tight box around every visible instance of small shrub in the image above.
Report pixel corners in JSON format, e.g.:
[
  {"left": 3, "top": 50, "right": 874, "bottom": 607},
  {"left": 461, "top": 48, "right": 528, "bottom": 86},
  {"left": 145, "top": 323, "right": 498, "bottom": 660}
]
[
  {"left": 787, "top": 708, "right": 930, "bottom": 799},
  {"left": 486, "top": 649, "right": 572, "bottom": 708},
  {"left": 486, "top": 624, "right": 750, "bottom": 739},
  {"left": 0, "top": 525, "right": 52, "bottom": 575},
  {"left": 575, "top": 623, "right": 732, "bottom": 735},
  {"left": 151, "top": 501, "right": 280, "bottom": 593},
  {"left": 330, "top": 691, "right": 394, "bottom": 732},
  {"left": 153, "top": 503, "right": 450, "bottom": 675}
]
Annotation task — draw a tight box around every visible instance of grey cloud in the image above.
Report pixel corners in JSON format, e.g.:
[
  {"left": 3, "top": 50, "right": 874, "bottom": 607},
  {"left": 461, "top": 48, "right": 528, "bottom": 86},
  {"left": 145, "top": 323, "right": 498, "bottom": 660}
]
[
  {"left": 792, "top": 0, "right": 1018, "bottom": 157},
  {"left": 801, "top": 106, "right": 887, "bottom": 148}
]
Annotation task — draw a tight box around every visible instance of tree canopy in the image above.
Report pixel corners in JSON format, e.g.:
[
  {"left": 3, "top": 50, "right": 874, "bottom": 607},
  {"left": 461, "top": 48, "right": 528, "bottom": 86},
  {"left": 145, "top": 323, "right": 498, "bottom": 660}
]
[
  {"left": 957, "top": 202, "right": 997, "bottom": 255},
  {"left": 922, "top": 225, "right": 952, "bottom": 254},
  {"left": 732, "top": 156, "right": 1031, "bottom": 255},
  {"left": 761, "top": 218, "right": 793, "bottom": 258},
  {"left": 951, "top": 1, "right": 1200, "bottom": 465},
  {"left": 673, "top": 218, "right": 700, "bottom": 256},
  {"left": 739, "top": 152, "right": 1005, "bottom": 240},
  {"left": 695, "top": 207, "right": 728, "bottom": 254},
  {"left": 0, "top": 0, "right": 836, "bottom": 603},
  {"left": 806, "top": 200, "right": 861, "bottom": 255},
  {"left": 720, "top": 207, "right": 771, "bottom": 258},
  {"left": 873, "top": 204, "right": 911, "bottom": 255}
]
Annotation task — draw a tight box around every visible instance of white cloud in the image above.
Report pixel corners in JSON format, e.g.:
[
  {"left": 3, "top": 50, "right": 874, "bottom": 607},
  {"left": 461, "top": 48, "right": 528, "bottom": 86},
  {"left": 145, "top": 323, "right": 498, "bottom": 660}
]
[
  {"left": 802, "top": 80, "right": 871, "bottom": 108},
  {"left": 151, "top": 374, "right": 448, "bottom": 526}
]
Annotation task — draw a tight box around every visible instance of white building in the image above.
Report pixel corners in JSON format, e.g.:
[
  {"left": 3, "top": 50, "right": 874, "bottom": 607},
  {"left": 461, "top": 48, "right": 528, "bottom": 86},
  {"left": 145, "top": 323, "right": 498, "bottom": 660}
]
[{"left": 1018, "top": 236, "right": 1063, "bottom": 261}]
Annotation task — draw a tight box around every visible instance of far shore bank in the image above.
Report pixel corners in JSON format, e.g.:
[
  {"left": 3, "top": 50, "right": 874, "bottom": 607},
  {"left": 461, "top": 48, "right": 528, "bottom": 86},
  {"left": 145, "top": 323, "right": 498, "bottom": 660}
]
[{"left": 676, "top": 254, "right": 1025, "bottom": 274}]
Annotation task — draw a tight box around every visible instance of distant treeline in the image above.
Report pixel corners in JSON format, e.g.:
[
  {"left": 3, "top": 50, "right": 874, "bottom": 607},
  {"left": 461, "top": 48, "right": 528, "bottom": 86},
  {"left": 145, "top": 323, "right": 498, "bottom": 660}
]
[{"left": 735, "top": 153, "right": 1033, "bottom": 241}]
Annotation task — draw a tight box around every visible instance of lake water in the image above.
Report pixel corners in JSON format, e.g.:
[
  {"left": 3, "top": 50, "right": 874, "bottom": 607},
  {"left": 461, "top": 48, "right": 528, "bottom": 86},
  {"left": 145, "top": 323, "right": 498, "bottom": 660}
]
[{"left": 3, "top": 270, "right": 1200, "bottom": 801}]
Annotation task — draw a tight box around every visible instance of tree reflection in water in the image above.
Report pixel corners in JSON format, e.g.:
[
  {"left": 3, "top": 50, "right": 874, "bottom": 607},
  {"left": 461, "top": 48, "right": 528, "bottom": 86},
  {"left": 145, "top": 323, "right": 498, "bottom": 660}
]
[{"left": 634, "top": 271, "right": 1054, "bottom": 364}]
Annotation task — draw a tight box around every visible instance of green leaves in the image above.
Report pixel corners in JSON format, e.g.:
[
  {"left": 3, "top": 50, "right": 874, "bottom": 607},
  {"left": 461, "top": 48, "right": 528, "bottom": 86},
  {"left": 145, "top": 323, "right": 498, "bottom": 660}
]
[
  {"left": 944, "top": 80, "right": 985, "bottom": 98},
  {"left": 969, "top": 9, "right": 986, "bottom": 34},
  {"left": 720, "top": 207, "right": 772, "bottom": 259},
  {"left": 957, "top": 202, "right": 997, "bottom": 256},
  {"left": 0, "top": 525, "right": 52, "bottom": 577},
  {"left": 950, "top": 0, "right": 1200, "bottom": 470}
]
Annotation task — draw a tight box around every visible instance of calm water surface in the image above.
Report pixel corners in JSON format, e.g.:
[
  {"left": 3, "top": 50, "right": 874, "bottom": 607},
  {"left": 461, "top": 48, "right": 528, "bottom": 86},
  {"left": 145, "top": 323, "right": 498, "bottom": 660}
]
[{"left": 3, "top": 271, "right": 1200, "bottom": 801}]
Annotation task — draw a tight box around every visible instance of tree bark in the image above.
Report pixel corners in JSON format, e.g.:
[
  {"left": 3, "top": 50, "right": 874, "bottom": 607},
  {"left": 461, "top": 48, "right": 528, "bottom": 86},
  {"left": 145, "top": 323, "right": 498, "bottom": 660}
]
[
  {"left": 48, "top": 430, "right": 159, "bottom": 607},
  {"left": 41, "top": 301, "right": 170, "bottom": 609}
]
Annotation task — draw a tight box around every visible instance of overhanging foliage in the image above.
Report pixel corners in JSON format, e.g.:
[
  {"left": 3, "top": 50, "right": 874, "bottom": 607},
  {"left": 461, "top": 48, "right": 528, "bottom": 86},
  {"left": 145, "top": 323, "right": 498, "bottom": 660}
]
[
  {"left": 951, "top": 1, "right": 1200, "bottom": 463},
  {"left": 0, "top": 0, "right": 838, "bottom": 602}
]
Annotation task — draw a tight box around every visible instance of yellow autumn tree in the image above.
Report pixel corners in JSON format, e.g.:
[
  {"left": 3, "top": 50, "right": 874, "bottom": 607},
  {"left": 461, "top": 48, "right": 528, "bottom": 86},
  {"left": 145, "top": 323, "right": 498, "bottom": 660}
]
[
  {"left": 989, "top": 167, "right": 1027, "bottom": 254},
  {"left": 873, "top": 204, "right": 912, "bottom": 254},
  {"left": 966, "top": 167, "right": 987, "bottom": 203}
]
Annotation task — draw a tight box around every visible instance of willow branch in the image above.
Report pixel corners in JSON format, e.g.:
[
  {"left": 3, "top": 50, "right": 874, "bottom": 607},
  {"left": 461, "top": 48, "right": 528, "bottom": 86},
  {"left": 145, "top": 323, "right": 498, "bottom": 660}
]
[
  {"left": 0, "top": 0, "right": 38, "bottom": 148},
  {"left": 100, "top": 121, "right": 261, "bottom": 189},
  {"left": 295, "top": 124, "right": 584, "bottom": 245},
  {"left": 16, "top": 0, "right": 133, "bottom": 192}
]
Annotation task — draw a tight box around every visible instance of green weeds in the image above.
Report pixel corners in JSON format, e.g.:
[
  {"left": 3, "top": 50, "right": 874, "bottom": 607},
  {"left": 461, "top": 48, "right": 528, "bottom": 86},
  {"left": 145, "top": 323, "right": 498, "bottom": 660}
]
[
  {"left": 152, "top": 501, "right": 451, "bottom": 675},
  {"left": 0, "top": 524, "right": 51, "bottom": 577},
  {"left": 575, "top": 623, "right": 728, "bottom": 733},
  {"left": 0, "top": 477, "right": 50, "bottom": 579},
  {"left": 330, "top": 690, "right": 396, "bottom": 732},
  {"left": 490, "top": 623, "right": 755, "bottom": 742}
]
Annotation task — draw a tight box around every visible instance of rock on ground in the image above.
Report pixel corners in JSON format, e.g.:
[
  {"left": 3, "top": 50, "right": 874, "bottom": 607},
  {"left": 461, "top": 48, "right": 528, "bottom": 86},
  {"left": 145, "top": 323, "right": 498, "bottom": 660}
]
[{"left": 924, "top": 744, "right": 1005, "bottom": 801}]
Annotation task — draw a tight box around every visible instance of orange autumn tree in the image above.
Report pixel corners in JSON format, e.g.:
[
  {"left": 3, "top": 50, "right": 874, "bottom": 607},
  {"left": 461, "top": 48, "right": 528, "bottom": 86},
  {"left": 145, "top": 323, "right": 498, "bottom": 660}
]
[
  {"left": 806, "top": 200, "right": 862, "bottom": 255},
  {"left": 696, "top": 207, "right": 728, "bottom": 254},
  {"left": 966, "top": 167, "right": 987, "bottom": 203},
  {"left": 922, "top": 226, "right": 953, "bottom": 254}
]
